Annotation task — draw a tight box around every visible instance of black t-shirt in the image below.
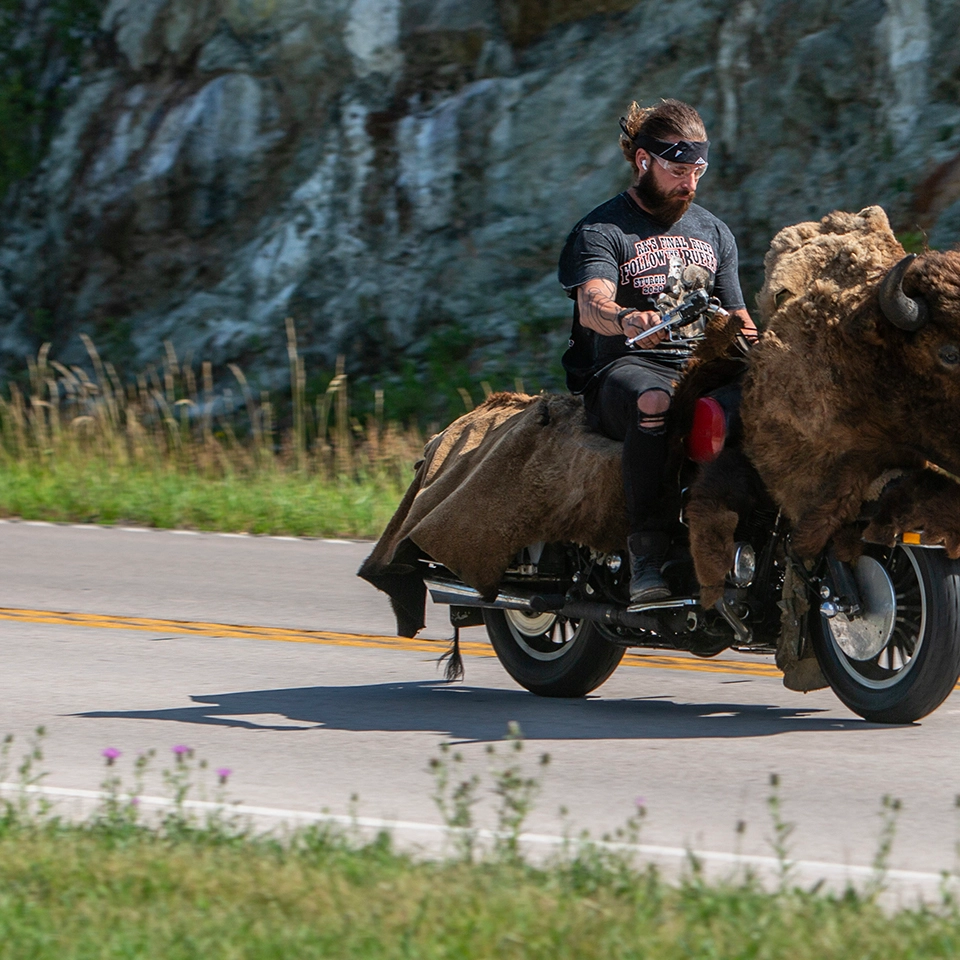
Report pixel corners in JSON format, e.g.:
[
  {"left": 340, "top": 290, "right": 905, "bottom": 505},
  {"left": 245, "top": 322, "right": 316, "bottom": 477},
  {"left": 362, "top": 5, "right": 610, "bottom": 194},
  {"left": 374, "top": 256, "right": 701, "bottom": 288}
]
[{"left": 558, "top": 191, "right": 746, "bottom": 392}]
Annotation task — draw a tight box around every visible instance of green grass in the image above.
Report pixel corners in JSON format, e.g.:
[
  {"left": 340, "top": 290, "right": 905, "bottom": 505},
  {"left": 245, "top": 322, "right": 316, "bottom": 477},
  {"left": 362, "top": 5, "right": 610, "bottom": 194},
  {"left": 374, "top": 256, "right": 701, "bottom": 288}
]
[
  {"left": 0, "top": 818, "right": 957, "bottom": 959},
  {"left": 0, "top": 457, "right": 406, "bottom": 538}
]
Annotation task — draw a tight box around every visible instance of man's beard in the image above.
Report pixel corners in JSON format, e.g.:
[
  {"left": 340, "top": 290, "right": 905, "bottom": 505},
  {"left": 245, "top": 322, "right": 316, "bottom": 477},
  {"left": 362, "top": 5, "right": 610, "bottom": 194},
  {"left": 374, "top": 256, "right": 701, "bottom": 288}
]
[{"left": 635, "top": 166, "right": 695, "bottom": 224}]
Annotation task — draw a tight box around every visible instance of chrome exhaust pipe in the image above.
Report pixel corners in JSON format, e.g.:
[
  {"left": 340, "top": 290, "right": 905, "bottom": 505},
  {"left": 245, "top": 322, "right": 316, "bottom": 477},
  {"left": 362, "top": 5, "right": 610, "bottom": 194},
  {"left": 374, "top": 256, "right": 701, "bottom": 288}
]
[
  {"left": 424, "top": 577, "right": 702, "bottom": 630},
  {"left": 424, "top": 578, "right": 555, "bottom": 612},
  {"left": 560, "top": 598, "right": 696, "bottom": 629}
]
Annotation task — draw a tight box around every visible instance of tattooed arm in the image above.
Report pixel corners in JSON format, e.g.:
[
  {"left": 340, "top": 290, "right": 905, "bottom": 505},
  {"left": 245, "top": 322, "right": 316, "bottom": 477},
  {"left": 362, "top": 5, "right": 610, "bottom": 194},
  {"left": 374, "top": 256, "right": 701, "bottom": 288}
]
[{"left": 576, "top": 278, "right": 668, "bottom": 347}]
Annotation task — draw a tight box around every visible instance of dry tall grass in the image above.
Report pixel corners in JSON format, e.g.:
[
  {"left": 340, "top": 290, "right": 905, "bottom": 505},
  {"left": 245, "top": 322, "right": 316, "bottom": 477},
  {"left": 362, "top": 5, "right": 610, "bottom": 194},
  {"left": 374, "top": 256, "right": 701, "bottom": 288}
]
[
  {"left": 0, "top": 324, "right": 424, "bottom": 536},
  {"left": 0, "top": 321, "right": 422, "bottom": 487}
]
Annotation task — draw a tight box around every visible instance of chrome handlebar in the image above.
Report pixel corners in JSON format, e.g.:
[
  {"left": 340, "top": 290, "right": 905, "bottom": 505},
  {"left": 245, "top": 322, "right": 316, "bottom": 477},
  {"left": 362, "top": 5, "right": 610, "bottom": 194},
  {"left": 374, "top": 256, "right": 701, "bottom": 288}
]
[{"left": 624, "top": 288, "right": 728, "bottom": 347}]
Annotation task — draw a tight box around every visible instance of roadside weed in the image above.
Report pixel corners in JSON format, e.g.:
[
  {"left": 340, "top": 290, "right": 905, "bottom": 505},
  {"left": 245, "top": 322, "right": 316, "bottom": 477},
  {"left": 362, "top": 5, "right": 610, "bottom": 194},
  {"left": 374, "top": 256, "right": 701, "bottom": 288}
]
[
  {"left": 865, "top": 794, "right": 903, "bottom": 901},
  {"left": 488, "top": 721, "right": 549, "bottom": 860},
  {"left": 766, "top": 772, "right": 795, "bottom": 890},
  {"left": 429, "top": 740, "right": 481, "bottom": 861}
]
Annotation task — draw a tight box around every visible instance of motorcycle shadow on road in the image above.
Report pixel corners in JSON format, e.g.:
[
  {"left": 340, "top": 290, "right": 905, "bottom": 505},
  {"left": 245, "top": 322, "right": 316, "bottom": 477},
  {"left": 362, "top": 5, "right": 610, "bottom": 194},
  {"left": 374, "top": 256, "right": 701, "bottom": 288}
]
[{"left": 75, "top": 681, "right": 879, "bottom": 741}]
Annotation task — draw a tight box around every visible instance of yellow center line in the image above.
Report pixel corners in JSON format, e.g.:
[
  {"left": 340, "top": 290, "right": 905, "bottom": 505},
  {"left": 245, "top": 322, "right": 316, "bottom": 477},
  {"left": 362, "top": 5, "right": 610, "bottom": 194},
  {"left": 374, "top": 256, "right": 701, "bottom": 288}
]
[
  {"left": 0, "top": 606, "right": 783, "bottom": 679},
  {"left": 621, "top": 652, "right": 781, "bottom": 677}
]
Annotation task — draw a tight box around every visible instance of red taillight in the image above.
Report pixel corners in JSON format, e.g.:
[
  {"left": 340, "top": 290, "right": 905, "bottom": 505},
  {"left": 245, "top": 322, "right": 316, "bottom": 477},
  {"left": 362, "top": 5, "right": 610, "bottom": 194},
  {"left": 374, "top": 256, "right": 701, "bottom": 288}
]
[{"left": 687, "top": 397, "right": 727, "bottom": 463}]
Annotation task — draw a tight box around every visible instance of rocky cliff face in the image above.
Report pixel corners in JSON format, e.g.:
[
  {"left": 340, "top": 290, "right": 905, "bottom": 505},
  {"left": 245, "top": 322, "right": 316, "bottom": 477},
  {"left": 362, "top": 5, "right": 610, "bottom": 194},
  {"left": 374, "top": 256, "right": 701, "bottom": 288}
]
[{"left": 0, "top": 0, "right": 958, "bottom": 409}]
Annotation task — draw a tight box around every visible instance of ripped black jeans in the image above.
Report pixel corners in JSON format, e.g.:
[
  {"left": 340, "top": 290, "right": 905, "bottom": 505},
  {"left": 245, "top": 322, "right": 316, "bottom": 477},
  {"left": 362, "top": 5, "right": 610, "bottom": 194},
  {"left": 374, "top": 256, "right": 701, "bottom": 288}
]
[{"left": 582, "top": 357, "right": 677, "bottom": 536}]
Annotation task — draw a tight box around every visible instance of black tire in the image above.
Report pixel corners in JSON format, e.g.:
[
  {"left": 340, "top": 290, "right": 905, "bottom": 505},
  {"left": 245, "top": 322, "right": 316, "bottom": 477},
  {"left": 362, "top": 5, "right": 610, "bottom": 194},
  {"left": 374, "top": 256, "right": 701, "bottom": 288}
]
[
  {"left": 810, "top": 545, "right": 960, "bottom": 723},
  {"left": 483, "top": 608, "right": 624, "bottom": 697}
]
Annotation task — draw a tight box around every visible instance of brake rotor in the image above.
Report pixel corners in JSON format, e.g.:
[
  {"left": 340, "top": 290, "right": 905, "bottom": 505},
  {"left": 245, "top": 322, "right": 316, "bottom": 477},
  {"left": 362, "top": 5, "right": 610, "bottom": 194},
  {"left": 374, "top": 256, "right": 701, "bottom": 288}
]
[{"left": 827, "top": 556, "right": 897, "bottom": 661}]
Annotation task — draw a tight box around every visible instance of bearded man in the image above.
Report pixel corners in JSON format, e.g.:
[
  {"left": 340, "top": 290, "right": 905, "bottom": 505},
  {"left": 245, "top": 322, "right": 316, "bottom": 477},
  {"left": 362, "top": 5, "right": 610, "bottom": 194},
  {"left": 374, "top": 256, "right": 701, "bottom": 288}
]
[{"left": 558, "top": 99, "right": 756, "bottom": 603}]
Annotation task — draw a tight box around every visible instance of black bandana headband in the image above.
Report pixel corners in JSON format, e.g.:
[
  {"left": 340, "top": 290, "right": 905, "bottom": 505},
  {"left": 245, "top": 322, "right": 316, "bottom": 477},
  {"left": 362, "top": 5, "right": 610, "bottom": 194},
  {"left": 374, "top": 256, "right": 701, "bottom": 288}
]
[{"left": 619, "top": 118, "right": 709, "bottom": 165}]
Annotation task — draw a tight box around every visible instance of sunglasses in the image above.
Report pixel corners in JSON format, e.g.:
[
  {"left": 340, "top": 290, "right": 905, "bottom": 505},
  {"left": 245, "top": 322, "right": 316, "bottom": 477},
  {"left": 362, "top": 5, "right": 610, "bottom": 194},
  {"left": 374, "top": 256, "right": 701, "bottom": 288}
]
[{"left": 652, "top": 153, "right": 708, "bottom": 181}]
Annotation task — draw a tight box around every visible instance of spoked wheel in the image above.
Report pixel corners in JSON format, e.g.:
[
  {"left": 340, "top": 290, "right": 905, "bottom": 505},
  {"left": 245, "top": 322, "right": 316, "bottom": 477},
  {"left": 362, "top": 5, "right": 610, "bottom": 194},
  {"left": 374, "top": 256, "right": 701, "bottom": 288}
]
[
  {"left": 810, "top": 544, "right": 960, "bottom": 723},
  {"left": 483, "top": 608, "right": 624, "bottom": 697}
]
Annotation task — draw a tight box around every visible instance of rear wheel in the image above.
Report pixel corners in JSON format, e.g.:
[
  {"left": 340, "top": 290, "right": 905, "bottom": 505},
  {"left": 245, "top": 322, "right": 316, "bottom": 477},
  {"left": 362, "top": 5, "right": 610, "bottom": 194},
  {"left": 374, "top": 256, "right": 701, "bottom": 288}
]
[
  {"left": 810, "top": 545, "right": 960, "bottom": 723},
  {"left": 483, "top": 608, "right": 624, "bottom": 697}
]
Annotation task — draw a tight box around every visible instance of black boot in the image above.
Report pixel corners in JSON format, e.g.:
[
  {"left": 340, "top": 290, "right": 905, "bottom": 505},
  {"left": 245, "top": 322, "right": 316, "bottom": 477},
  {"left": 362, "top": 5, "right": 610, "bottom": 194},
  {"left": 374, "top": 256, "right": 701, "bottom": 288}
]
[{"left": 628, "top": 532, "right": 670, "bottom": 604}]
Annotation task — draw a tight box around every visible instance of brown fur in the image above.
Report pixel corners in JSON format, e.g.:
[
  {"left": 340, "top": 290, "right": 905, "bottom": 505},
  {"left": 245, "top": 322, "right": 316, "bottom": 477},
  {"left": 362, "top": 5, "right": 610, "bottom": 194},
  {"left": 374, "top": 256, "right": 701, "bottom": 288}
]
[
  {"left": 669, "top": 314, "right": 761, "bottom": 605},
  {"left": 360, "top": 393, "right": 627, "bottom": 634},
  {"left": 686, "top": 206, "right": 960, "bottom": 608},
  {"left": 741, "top": 206, "right": 960, "bottom": 557},
  {"left": 683, "top": 443, "right": 769, "bottom": 607},
  {"left": 777, "top": 561, "right": 827, "bottom": 691},
  {"left": 669, "top": 311, "right": 747, "bottom": 435},
  {"left": 863, "top": 472, "right": 960, "bottom": 557},
  {"left": 686, "top": 500, "right": 739, "bottom": 608}
]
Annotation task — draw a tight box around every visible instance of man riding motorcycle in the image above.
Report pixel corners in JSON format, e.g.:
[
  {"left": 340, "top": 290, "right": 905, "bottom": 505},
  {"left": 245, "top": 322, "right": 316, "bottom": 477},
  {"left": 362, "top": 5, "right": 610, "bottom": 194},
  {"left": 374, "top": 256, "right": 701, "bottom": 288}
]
[
  {"left": 558, "top": 98, "right": 757, "bottom": 603},
  {"left": 363, "top": 127, "right": 960, "bottom": 724}
]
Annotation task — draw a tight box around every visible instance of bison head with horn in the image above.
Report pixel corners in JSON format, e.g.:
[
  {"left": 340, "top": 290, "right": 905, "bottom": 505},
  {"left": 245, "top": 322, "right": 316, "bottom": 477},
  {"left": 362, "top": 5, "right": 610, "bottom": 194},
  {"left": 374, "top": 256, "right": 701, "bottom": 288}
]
[
  {"left": 879, "top": 254, "right": 929, "bottom": 331},
  {"left": 739, "top": 206, "right": 960, "bottom": 558}
]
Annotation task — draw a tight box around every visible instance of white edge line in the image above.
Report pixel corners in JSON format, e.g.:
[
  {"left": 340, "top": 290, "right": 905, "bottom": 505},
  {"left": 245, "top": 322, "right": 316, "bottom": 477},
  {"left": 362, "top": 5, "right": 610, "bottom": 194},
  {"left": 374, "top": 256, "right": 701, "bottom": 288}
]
[
  {"left": 0, "top": 782, "right": 946, "bottom": 886},
  {"left": 0, "top": 519, "right": 368, "bottom": 544}
]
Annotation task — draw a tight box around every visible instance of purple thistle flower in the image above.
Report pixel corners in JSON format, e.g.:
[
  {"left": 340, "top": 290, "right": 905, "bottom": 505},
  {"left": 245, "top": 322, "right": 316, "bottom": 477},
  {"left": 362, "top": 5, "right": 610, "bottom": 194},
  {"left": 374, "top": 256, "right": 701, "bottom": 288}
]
[
  {"left": 216, "top": 767, "right": 232, "bottom": 785},
  {"left": 102, "top": 747, "right": 121, "bottom": 766},
  {"left": 634, "top": 795, "right": 647, "bottom": 809},
  {"left": 172, "top": 744, "right": 192, "bottom": 762},
  {"left": 129, "top": 796, "right": 140, "bottom": 807}
]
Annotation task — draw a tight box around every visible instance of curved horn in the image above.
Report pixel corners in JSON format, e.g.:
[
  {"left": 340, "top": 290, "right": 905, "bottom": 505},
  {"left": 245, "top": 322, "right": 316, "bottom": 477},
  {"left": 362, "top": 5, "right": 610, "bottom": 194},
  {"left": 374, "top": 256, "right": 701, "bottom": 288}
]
[{"left": 879, "top": 254, "right": 929, "bottom": 331}]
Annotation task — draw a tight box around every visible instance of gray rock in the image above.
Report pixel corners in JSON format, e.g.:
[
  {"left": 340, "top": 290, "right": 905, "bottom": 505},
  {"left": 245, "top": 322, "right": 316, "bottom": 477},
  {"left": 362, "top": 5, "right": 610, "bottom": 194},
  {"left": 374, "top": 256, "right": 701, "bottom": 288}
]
[
  {"left": 2, "top": 0, "right": 960, "bottom": 403},
  {"left": 930, "top": 199, "right": 960, "bottom": 250}
]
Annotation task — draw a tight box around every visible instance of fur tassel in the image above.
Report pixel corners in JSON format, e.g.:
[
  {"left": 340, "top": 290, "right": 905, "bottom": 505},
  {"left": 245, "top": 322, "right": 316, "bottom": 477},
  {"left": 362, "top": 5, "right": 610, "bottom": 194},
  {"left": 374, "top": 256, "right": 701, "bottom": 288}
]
[{"left": 438, "top": 626, "right": 465, "bottom": 682}]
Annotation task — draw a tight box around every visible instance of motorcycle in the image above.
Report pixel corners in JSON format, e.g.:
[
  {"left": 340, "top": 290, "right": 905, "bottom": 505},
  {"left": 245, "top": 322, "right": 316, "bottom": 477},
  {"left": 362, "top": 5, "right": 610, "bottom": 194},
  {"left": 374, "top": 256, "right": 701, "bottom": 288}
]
[{"left": 415, "top": 289, "right": 960, "bottom": 725}]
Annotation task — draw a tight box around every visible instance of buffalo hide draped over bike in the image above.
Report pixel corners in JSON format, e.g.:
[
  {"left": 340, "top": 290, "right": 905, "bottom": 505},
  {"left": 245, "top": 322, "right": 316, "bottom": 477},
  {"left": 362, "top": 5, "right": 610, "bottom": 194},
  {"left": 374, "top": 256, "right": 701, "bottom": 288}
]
[
  {"left": 358, "top": 392, "right": 628, "bottom": 638},
  {"left": 688, "top": 204, "right": 960, "bottom": 595}
]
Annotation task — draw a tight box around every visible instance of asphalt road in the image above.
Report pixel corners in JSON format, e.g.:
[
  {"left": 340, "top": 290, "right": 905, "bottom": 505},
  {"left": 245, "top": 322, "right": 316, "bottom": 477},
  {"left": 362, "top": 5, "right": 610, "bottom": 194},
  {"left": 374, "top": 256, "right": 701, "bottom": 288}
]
[{"left": 1, "top": 520, "right": 959, "bottom": 898}]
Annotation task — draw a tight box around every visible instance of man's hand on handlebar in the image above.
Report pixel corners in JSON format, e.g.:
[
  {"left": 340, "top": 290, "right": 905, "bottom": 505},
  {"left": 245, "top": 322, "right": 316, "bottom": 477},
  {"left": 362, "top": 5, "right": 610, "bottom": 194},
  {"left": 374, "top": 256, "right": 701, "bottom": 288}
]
[
  {"left": 576, "top": 279, "right": 743, "bottom": 348},
  {"left": 730, "top": 308, "right": 760, "bottom": 343},
  {"left": 617, "top": 308, "right": 669, "bottom": 348}
]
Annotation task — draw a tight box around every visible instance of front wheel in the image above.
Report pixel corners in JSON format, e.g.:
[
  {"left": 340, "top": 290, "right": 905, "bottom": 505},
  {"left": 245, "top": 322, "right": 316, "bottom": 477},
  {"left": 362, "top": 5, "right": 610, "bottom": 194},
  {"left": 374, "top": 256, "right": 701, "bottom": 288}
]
[
  {"left": 483, "top": 608, "right": 624, "bottom": 697},
  {"left": 810, "top": 545, "right": 960, "bottom": 723}
]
